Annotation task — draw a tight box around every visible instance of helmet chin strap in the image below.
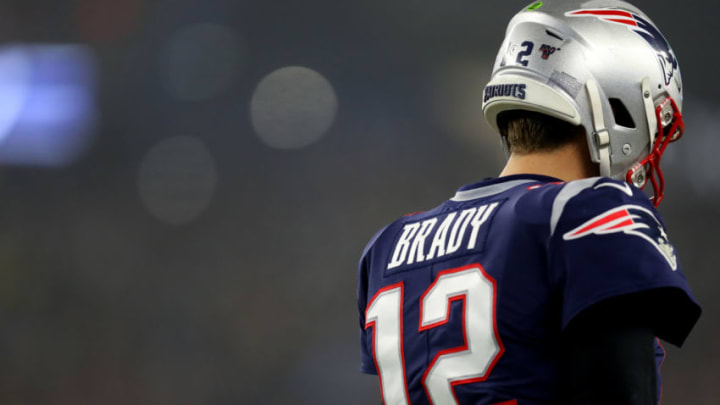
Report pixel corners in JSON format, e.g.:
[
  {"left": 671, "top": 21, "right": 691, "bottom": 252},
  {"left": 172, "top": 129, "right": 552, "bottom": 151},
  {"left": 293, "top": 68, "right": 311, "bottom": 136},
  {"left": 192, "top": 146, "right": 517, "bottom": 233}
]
[
  {"left": 641, "top": 77, "right": 658, "bottom": 149},
  {"left": 585, "top": 79, "right": 611, "bottom": 177},
  {"left": 500, "top": 134, "right": 511, "bottom": 158},
  {"left": 626, "top": 77, "right": 658, "bottom": 189}
]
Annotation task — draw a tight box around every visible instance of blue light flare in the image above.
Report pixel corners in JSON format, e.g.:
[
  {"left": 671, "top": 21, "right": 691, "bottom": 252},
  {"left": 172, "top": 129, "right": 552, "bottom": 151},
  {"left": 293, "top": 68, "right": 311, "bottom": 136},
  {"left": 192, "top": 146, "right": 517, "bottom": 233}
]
[{"left": 0, "top": 45, "right": 97, "bottom": 167}]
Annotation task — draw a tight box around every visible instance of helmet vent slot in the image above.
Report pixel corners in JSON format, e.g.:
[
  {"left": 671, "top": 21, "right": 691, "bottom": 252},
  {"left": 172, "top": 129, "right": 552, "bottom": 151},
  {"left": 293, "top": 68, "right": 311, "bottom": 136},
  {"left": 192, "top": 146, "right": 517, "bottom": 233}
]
[
  {"left": 609, "top": 98, "right": 635, "bottom": 128},
  {"left": 545, "top": 30, "right": 564, "bottom": 41}
]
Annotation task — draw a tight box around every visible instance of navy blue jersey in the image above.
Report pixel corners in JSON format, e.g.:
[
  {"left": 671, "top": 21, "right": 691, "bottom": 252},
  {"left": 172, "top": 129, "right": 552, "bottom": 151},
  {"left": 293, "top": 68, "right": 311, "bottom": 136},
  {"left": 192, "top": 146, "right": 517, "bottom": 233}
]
[{"left": 357, "top": 174, "right": 700, "bottom": 405}]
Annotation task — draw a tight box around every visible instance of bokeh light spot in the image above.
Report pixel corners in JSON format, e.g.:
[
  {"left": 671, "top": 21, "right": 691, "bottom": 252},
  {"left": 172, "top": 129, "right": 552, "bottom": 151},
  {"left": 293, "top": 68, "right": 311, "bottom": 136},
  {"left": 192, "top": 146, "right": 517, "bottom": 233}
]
[
  {"left": 138, "top": 136, "right": 218, "bottom": 225},
  {"left": 250, "top": 66, "right": 338, "bottom": 150}
]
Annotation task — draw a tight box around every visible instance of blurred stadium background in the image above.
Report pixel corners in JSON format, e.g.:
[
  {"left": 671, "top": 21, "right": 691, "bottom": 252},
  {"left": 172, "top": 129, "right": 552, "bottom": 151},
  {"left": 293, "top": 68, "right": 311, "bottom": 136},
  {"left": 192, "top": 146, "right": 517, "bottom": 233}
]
[{"left": 0, "top": 0, "right": 716, "bottom": 403}]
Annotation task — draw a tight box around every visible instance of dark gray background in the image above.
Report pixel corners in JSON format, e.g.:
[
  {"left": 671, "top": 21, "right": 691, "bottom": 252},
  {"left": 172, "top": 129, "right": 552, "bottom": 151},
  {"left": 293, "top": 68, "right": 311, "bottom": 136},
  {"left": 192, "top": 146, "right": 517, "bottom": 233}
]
[{"left": 0, "top": 0, "right": 716, "bottom": 403}]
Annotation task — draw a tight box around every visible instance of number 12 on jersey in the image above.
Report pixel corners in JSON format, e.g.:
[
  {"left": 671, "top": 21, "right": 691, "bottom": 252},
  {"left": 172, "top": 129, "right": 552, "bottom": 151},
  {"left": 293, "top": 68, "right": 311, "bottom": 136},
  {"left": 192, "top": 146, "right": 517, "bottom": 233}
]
[{"left": 365, "top": 264, "right": 504, "bottom": 405}]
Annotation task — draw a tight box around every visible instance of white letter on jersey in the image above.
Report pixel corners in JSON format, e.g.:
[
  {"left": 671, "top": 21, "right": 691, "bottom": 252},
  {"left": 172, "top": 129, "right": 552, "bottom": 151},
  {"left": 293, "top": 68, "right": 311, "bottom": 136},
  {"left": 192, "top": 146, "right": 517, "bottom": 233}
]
[
  {"left": 364, "top": 265, "right": 503, "bottom": 404},
  {"left": 388, "top": 223, "right": 420, "bottom": 269},
  {"left": 467, "top": 202, "right": 498, "bottom": 250},
  {"left": 427, "top": 213, "right": 457, "bottom": 260},
  {"left": 365, "top": 283, "right": 410, "bottom": 405},
  {"left": 420, "top": 266, "right": 502, "bottom": 404},
  {"left": 407, "top": 218, "right": 438, "bottom": 265},
  {"left": 446, "top": 208, "right": 476, "bottom": 255}
]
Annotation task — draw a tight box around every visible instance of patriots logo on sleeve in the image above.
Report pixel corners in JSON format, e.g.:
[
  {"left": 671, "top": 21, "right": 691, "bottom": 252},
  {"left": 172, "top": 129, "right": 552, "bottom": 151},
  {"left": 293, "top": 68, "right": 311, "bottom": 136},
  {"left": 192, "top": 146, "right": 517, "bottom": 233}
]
[{"left": 563, "top": 204, "right": 677, "bottom": 270}]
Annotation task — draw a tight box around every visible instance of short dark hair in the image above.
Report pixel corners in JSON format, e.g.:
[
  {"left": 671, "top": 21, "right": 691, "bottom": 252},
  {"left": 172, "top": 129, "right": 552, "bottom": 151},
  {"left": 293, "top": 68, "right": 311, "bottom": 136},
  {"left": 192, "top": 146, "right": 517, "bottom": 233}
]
[{"left": 496, "top": 110, "right": 585, "bottom": 154}]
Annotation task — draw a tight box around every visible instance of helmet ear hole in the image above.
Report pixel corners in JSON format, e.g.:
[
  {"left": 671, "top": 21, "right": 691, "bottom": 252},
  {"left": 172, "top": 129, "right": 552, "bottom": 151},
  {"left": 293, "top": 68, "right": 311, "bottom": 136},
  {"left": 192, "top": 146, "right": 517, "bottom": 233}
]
[{"left": 609, "top": 98, "right": 636, "bottom": 128}]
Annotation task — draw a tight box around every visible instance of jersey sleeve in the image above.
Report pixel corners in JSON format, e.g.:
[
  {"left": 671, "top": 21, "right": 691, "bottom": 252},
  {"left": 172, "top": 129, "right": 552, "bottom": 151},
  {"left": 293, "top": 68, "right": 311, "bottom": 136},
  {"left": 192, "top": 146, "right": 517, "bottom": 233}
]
[
  {"left": 549, "top": 179, "right": 701, "bottom": 346},
  {"left": 357, "top": 225, "right": 389, "bottom": 375}
]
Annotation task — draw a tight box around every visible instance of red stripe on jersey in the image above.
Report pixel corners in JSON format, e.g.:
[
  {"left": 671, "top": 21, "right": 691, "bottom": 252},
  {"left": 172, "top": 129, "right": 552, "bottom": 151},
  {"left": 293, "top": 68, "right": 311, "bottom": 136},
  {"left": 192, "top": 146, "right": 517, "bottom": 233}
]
[
  {"left": 606, "top": 218, "right": 635, "bottom": 230},
  {"left": 568, "top": 209, "right": 629, "bottom": 237},
  {"left": 404, "top": 211, "right": 425, "bottom": 217}
]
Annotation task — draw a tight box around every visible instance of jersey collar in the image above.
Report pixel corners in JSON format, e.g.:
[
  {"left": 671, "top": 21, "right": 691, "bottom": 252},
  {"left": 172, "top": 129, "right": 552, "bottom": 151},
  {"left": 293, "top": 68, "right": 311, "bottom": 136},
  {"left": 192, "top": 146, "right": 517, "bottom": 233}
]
[{"left": 451, "top": 174, "right": 562, "bottom": 202}]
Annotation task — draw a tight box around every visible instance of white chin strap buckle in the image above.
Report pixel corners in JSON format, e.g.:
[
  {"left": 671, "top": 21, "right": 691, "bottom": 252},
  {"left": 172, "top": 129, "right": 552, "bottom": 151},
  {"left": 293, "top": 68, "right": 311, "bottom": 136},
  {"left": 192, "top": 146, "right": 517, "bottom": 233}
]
[{"left": 586, "top": 79, "right": 611, "bottom": 176}]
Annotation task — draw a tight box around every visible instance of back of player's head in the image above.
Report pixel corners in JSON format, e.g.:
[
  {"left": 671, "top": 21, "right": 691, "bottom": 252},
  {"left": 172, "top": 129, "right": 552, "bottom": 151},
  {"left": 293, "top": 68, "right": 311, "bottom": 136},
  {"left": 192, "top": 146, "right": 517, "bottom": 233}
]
[
  {"left": 482, "top": 0, "right": 684, "bottom": 206},
  {"left": 497, "top": 110, "right": 584, "bottom": 154}
]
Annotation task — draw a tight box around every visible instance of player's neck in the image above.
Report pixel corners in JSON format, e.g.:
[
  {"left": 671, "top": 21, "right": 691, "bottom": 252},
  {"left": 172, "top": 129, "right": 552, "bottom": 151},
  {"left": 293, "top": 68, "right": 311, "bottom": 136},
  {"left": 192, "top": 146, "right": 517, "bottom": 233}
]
[{"left": 499, "top": 139, "right": 599, "bottom": 182}]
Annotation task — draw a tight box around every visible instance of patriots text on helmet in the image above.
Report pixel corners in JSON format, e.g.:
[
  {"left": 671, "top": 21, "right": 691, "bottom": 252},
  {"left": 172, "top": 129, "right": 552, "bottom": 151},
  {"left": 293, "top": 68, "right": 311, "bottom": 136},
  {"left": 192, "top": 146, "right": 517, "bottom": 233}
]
[{"left": 483, "top": 84, "right": 526, "bottom": 103}]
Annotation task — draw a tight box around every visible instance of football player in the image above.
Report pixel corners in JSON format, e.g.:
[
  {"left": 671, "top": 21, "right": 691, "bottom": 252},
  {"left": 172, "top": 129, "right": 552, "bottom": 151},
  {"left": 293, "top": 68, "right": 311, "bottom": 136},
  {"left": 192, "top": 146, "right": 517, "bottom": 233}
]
[{"left": 357, "top": 1, "right": 701, "bottom": 404}]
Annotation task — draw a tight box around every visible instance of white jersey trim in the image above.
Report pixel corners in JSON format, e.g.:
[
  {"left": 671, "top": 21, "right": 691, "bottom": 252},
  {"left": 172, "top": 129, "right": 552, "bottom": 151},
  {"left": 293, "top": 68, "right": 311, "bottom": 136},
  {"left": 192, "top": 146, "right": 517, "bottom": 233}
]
[
  {"left": 451, "top": 180, "right": 536, "bottom": 202},
  {"left": 549, "top": 177, "right": 601, "bottom": 236}
]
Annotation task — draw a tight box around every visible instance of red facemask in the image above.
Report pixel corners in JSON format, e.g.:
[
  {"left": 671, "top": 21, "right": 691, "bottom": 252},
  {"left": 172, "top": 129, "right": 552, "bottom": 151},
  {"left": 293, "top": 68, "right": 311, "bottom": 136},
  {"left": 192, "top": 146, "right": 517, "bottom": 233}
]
[{"left": 625, "top": 97, "right": 684, "bottom": 207}]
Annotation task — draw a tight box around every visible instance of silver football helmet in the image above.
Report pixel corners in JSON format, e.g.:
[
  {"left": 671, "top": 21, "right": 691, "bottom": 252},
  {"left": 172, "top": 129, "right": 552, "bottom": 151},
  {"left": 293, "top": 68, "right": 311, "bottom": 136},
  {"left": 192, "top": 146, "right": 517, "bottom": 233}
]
[{"left": 482, "top": 0, "right": 684, "bottom": 206}]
